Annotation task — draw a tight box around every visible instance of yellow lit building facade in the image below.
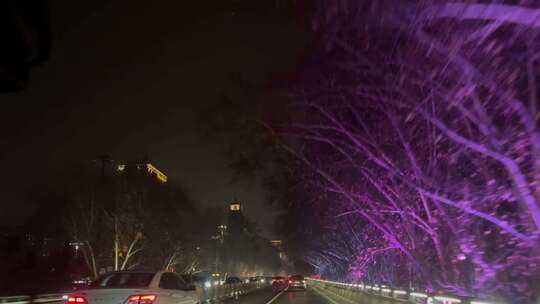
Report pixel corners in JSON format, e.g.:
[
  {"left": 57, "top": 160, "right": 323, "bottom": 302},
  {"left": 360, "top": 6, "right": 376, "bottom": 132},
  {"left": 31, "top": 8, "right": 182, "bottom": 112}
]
[{"left": 116, "top": 162, "right": 168, "bottom": 183}]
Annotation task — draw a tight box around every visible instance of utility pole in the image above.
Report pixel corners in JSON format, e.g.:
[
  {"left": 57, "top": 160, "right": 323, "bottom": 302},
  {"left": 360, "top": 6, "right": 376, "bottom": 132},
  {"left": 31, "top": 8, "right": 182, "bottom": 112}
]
[
  {"left": 211, "top": 234, "right": 220, "bottom": 276},
  {"left": 211, "top": 225, "right": 227, "bottom": 277}
]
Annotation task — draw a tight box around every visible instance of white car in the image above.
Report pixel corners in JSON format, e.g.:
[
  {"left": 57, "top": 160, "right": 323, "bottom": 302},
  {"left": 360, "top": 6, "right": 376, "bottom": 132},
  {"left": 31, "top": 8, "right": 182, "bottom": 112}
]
[{"left": 66, "top": 271, "right": 199, "bottom": 304}]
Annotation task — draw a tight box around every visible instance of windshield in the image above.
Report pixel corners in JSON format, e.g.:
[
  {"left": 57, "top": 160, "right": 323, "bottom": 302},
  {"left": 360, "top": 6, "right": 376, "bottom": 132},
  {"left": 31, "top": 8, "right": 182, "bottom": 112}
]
[
  {"left": 225, "top": 277, "right": 241, "bottom": 284},
  {"left": 90, "top": 273, "right": 154, "bottom": 289},
  {"left": 1, "top": 2, "right": 534, "bottom": 303}
]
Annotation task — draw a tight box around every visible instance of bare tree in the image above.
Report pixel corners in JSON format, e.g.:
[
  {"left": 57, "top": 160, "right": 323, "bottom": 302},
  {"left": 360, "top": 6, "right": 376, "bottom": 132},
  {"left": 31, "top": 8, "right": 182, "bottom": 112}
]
[
  {"left": 286, "top": 0, "right": 540, "bottom": 301},
  {"left": 106, "top": 191, "right": 144, "bottom": 271},
  {"left": 70, "top": 197, "right": 104, "bottom": 279}
]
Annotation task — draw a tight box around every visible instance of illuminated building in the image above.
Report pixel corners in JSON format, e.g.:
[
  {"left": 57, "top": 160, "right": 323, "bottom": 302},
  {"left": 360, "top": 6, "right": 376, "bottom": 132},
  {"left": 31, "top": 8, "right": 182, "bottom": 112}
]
[
  {"left": 116, "top": 162, "right": 167, "bottom": 183},
  {"left": 227, "top": 202, "right": 246, "bottom": 235},
  {"left": 145, "top": 163, "right": 167, "bottom": 183},
  {"left": 270, "top": 240, "right": 282, "bottom": 249},
  {"left": 269, "top": 239, "right": 289, "bottom": 263}
]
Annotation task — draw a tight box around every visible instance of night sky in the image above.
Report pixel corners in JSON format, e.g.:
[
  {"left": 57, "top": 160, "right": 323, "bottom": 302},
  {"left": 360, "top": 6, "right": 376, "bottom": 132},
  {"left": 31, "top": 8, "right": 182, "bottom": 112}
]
[{"left": 0, "top": 0, "right": 309, "bottom": 236}]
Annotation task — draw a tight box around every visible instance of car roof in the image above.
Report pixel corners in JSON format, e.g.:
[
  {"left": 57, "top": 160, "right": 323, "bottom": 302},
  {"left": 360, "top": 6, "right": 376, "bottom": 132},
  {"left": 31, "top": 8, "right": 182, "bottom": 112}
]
[
  {"left": 101, "top": 270, "right": 157, "bottom": 275},
  {"left": 90, "top": 271, "right": 160, "bottom": 289},
  {"left": 96, "top": 270, "right": 175, "bottom": 288}
]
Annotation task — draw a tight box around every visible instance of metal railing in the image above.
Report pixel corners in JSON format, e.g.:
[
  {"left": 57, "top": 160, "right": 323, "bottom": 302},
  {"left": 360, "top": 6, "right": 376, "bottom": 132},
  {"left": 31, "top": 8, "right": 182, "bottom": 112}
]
[
  {"left": 307, "top": 278, "right": 504, "bottom": 304},
  {"left": 0, "top": 294, "right": 64, "bottom": 304},
  {"left": 197, "top": 280, "right": 268, "bottom": 302}
]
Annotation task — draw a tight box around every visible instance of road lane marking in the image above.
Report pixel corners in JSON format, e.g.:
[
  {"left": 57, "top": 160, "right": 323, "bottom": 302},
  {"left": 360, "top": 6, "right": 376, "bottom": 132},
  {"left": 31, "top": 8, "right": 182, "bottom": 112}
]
[{"left": 263, "top": 288, "right": 287, "bottom": 304}]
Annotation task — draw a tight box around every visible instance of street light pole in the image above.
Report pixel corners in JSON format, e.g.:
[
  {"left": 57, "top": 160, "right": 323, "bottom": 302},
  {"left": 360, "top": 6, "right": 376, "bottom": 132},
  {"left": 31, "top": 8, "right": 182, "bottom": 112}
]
[
  {"left": 210, "top": 225, "right": 228, "bottom": 277},
  {"left": 211, "top": 235, "right": 220, "bottom": 275}
]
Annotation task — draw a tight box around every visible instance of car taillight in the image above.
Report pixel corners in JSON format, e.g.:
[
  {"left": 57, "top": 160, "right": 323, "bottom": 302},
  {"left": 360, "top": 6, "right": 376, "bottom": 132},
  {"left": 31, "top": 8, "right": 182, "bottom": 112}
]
[
  {"left": 67, "top": 296, "right": 87, "bottom": 304},
  {"left": 302, "top": 280, "right": 306, "bottom": 284},
  {"left": 288, "top": 280, "right": 292, "bottom": 284},
  {"left": 127, "top": 295, "right": 157, "bottom": 304}
]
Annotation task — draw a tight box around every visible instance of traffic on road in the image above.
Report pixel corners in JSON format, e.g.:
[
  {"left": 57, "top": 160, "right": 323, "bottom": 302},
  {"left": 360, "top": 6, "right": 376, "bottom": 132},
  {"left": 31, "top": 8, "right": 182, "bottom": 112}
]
[
  {"left": 66, "top": 271, "right": 198, "bottom": 304},
  {"left": 61, "top": 272, "right": 335, "bottom": 304}
]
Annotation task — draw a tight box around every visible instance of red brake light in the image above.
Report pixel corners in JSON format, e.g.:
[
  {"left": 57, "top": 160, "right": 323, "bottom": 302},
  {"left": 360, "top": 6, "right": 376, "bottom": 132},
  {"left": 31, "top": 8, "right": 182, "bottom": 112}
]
[
  {"left": 67, "top": 296, "right": 87, "bottom": 304},
  {"left": 127, "top": 295, "right": 157, "bottom": 304},
  {"left": 127, "top": 296, "right": 140, "bottom": 304},
  {"left": 140, "top": 295, "right": 157, "bottom": 304},
  {"left": 288, "top": 280, "right": 292, "bottom": 284}
]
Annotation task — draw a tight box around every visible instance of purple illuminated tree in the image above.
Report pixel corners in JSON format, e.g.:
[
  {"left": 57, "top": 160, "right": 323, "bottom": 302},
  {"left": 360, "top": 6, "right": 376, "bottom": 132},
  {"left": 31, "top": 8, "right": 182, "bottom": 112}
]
[{"left": 286, "top": 1, "right": 540, "bottom": 301}]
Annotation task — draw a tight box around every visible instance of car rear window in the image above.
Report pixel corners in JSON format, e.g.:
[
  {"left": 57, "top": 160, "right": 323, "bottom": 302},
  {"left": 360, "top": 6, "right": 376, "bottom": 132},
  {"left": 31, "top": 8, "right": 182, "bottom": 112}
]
[
  {"left": 91, "top": 273, "right": 154, "bottom": 288},
  {"left": 272, "top": 276, "right": 284, "bottom": 280},
  {"left": 225, "top": 277, "right": 241, "bottom": 284},
  {"left": 291, "top": 275, "right": 304, "bottom": 280}
]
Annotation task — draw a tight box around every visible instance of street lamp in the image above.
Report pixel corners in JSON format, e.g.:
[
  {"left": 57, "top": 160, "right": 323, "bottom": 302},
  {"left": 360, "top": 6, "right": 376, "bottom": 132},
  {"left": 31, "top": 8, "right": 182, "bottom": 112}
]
[{"left": 217, "top": 225, "right": 227, "bottom": 245}]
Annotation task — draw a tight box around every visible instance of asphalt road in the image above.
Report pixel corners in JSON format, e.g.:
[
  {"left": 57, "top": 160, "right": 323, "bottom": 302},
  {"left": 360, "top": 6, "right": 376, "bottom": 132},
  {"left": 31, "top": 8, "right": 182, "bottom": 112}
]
[{"left": 222, "top": 287, "right": 333, "bottom": 304}]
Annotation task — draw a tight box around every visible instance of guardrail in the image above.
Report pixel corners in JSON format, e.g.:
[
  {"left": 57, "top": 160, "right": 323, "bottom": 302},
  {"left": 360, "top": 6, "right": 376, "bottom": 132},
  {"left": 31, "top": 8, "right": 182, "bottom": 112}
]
[
  {"left": 307, "top": 278, "right": 504, "bottom": 304},
  {"left": 0, "top": 281, "right": 269, "bottom": 304},
  {"left": 197, "top": 280, "right": 268, "bottom": 302},
  {"left": 0, "top": 294, "right": 64, "bottom": 304}
]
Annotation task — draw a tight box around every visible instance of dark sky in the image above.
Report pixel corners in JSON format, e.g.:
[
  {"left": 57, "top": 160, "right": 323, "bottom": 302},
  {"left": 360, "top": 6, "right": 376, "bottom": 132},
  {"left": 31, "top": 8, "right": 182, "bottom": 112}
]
[{"left": 0, "top": 0, "right": 309, "bottom": 236}]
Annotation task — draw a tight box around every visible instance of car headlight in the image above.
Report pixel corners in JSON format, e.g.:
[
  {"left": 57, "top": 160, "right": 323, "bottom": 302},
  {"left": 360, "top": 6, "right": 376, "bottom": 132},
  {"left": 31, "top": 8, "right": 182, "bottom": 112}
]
[{"left": 204, "top": 281, "right": 212, "bottom": 288}]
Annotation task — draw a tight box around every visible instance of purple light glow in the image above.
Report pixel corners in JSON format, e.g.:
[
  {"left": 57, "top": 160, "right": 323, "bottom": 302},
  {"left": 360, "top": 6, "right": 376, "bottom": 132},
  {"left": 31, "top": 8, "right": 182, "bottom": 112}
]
[{"left": 287, "top": 1, "right": 540, "bottom": 302}]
